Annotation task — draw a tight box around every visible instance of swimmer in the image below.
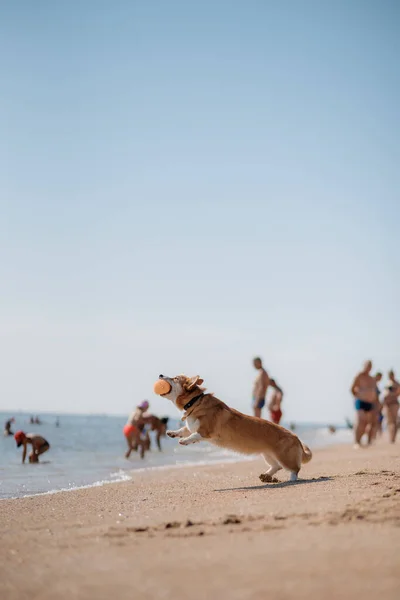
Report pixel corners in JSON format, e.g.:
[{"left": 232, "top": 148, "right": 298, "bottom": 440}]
[
  {"left": 267, "top": 380, "right": 283, "bottom": 424},
  {"left": 14, "top": 431, "right": 50, "bottom": 463},
  {"left": 252, "top": 357, "right": 282, "bottom": 418},
  {"left": 383, "top": 370, "right": 400, "bottom": 444},
  {"left": 4, "top": 417, "right": 15, "bottom": 436},
  {"left": 350, "top": 360, "right": 377, "bottom": 447},
  {"left": 142, "top": 415, "right": 169, "bottom": 451},
  {"left": 123, "top": 400, "right": 149, "bottom": 458}
]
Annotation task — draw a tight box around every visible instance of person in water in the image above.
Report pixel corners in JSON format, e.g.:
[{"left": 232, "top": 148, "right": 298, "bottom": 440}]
[
  {"left": 267, "top": 380, "right": 283, "bottom": 424},
  {"left": 142, "top": 415, "right": 169, "bottom": 451},
  {"left": 137, "top": 423, "right": 151, "bottom": 459},
  {"left": 252, "top": 357, "right": 282, "bottom": 418},
  {"left": 123, "top": 400, "right": 149, "bottom": 458},
  {"left": 14, "top": 431, "right": 50, "bottom": 463},
  {"left": 350, "top": 360, "right": 377, "bottom": 447},
  {"left": 4, "top": 417, "right": 15, "bottom": 436},
  {"left": 383, "top": 369, "right": 400, "bottom": 444}
]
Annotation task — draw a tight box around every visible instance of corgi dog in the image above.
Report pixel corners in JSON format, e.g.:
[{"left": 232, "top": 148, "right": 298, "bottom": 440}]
[{"left": 154, "top": 374, "right": 312, "bottom": 482}]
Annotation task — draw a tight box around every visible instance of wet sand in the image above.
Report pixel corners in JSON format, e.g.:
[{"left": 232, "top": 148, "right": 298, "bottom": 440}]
[{"left": 1, "top": 441, "right": 399, "bottom": 600}]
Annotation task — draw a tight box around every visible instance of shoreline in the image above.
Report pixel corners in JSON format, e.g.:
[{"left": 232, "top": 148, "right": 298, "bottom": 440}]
[
  {"left": 0, "top": 453, "right": 258, "bottom": 502},
  {"left": 1, "top": 424, "right": 353, "bottom": 501},
  {"left": 2, "top": 432, "right": 350, "bottom": 501},
  {"left": 1, "top": 441, "right": 399, "bottom": 599}
]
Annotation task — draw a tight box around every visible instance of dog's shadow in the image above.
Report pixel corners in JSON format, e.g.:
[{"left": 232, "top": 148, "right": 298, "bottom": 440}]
[{"left": 214, "top": 476, "right": 333, "bottom": 492}]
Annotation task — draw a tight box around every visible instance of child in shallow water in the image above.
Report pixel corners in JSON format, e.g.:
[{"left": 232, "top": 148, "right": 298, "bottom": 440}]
[{"left": 14, "top": 431, "right": 50, "bottom": 463}]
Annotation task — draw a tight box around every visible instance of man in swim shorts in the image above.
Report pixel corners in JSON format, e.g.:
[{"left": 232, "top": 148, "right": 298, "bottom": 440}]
[
  {"left": 252, "top": 357, "right": 282, "bottom": 418},
  {"left": 14, "top": 431, "right": 50, "bottom": 463},
  {"left": 350, "top": 360, "right": 377, "bottom": 447}
]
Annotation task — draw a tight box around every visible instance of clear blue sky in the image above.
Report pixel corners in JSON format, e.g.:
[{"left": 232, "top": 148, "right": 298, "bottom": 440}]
[{"left": 1, "top": 1, "right": 399, "bottom": 422}]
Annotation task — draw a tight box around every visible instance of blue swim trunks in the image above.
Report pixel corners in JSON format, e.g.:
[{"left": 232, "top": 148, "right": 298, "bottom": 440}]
[
  {"left": 355, "top": 399, "right": 373, "bottom": 412},
  {"left": 253, "top": 398, "right": 265, "bottom": 409}
]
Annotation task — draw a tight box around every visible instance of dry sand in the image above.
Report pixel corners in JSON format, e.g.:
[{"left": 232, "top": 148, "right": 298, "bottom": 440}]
[{"left": 1, "top": 441, "right": 399, "bottom": 600}]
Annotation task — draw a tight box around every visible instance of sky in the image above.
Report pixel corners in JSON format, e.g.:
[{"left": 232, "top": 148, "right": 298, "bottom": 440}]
[{"left": 1, "top": 1, "right": 399, "bottom": 422}]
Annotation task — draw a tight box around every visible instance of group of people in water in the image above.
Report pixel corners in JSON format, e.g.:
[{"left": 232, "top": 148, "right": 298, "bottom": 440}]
[
  {"left": 4, "top": 405, "right": 170, "bottom": 463},
  {"left": 351, "top": 360, "right": 399, "bottom": 447},
  {"left": 4, "top": 416, "right": 47, "bottom": 436},
  {"left": 4, "top": 358, "right": 399, "bottom": 464}
]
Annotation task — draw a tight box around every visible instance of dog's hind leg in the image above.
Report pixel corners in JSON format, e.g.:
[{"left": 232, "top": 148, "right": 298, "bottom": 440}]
[
  {"left": 278, "top": 446, "right": 302, "bottom": 482},
  {"left": 259, "top": 454, "right": 282, "bottom": 483}
]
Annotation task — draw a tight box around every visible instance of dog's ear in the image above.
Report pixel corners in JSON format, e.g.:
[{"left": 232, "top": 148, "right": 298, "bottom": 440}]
[{"left": 185, "top": 375, "right": 204, "bottom": 390}]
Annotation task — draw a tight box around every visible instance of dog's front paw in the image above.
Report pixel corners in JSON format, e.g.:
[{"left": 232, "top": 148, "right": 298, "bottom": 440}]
[
  {"left": 167, "top": 430, "right": 178, "bottom": 438},
  {"left": 259, "top": 473, "right": 279, "bottom": 483},
  {"left": 178, "top": 438, "right": 189, "bottom": 446}
]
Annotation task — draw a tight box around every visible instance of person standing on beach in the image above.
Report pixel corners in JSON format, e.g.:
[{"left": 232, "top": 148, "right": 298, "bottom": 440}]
[
  {"left": 268, "top": 381, "right": 284, "bottom": 424},
  {"left": 383, "top": 370, "right": 400, "bottom": 444},
  {"left": 366, "top": 372, "right": 383, "bottom": 444},
  {"left": 14, "top": 431, "right": 50, "bottom": 463},
  {"left": 350, "top": 360, "right": 377, "bottom": 447},
  {"left": 373, "top": 372, "right": 383, "bottom": 440},
  {"left": 252, "top": 357, "right": 282, "bottom": 418}
]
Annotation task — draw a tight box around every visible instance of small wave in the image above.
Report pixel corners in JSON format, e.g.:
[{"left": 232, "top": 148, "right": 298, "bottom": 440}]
[{"left": 3, "top": 470, "right": 132, "bottom": 500}]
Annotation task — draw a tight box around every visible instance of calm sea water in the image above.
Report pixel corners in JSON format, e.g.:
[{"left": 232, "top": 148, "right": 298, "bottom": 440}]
[{"left": 0, "top": 412, "right": 352, "bottom": 499}]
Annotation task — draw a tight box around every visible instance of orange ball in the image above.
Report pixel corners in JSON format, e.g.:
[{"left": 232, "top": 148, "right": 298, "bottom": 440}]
[{"left": 154, "top": 379, "right": 171, "bottom": 396}]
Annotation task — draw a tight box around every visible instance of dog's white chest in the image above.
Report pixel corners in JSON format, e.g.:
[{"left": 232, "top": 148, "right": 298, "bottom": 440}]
[{"left": 186, "top": 416, "right": 200, "bottom": 433}]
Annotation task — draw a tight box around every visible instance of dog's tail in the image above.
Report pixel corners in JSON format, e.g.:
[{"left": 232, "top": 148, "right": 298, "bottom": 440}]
[{"left": 301, "top": 443, "right": 312, "bottom": 464}]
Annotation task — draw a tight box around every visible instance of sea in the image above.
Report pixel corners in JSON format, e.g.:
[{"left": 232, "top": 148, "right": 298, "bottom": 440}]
[{"left": 0, "top": 412, "right": 352, "bottom": 500}]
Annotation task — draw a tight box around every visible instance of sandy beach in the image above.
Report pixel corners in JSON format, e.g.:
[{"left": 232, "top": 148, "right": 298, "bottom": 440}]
[{"left": 1, "top": 441, "right": 399, "bottom": 600}]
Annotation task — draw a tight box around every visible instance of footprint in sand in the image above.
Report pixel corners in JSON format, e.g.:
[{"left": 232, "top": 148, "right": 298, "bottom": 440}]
[{"left": 223, "top": 516, "right": 241, "bottom": 525}]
